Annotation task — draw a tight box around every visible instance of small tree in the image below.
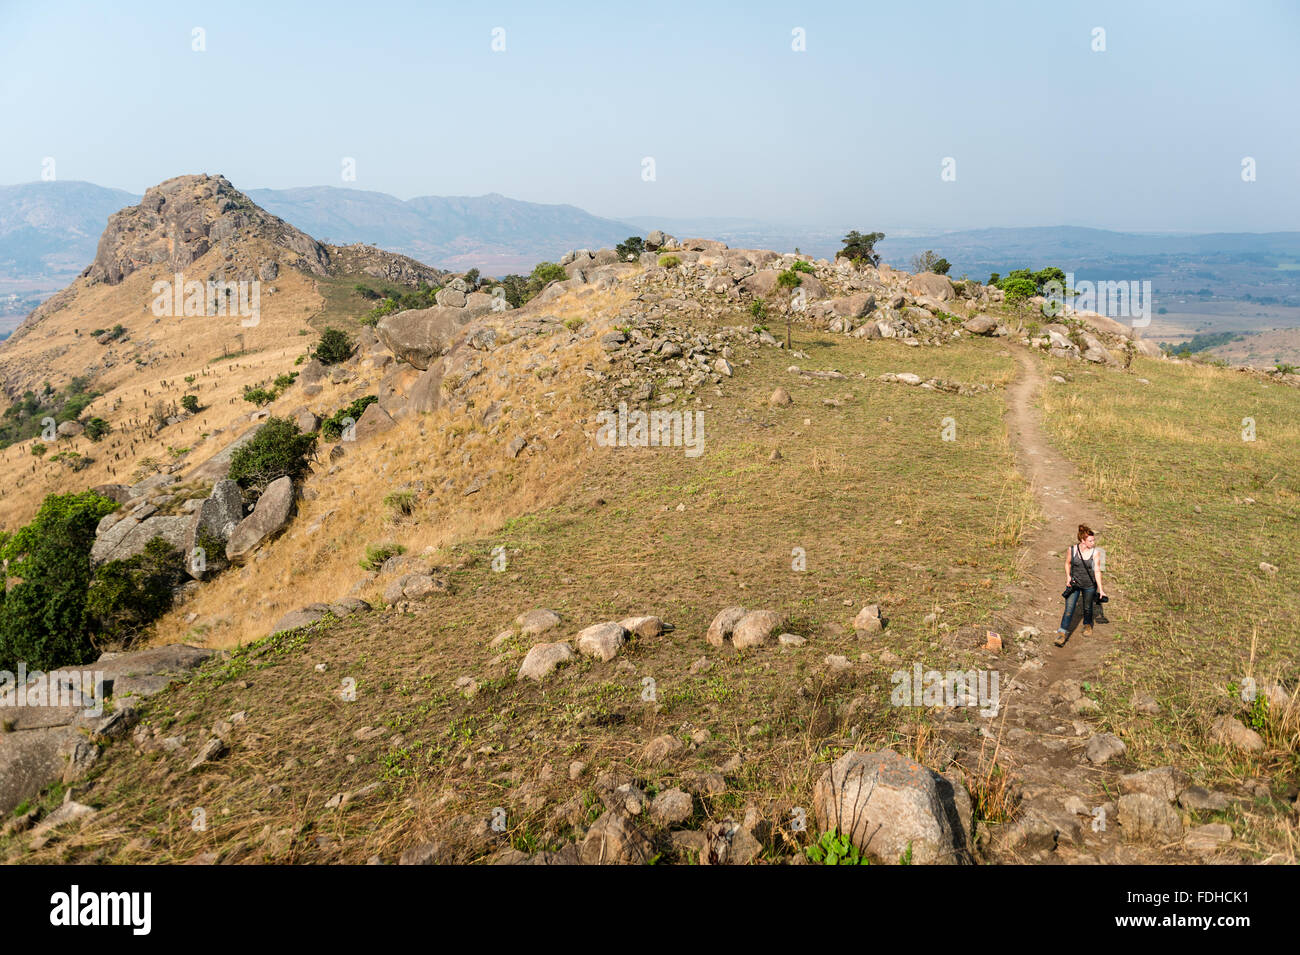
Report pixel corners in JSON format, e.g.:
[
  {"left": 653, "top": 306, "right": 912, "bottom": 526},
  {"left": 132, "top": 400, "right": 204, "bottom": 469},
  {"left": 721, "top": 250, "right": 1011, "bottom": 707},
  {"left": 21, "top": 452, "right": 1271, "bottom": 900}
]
[
  {"left": 837, "top": 230, "right": 885, "bottom": 267},
  {"left": 314, "top": 328, "right": 355, "bottom": 365},
  {"left": 181, "top": 394, "right": 201, "bottom": 414},
  {"left": 911, "top": 250, "right": 951, "bottom": 275},
  {"left": 530, "top": 262, "right": 566, "bottom": 287},
  {"left": 227, "top": 417, "right": 317, "bottom": 493},
  {"left": 0, "top": 490, "right": 119, "bottom": 670},
  {"left": 616, "top": 236, "right": 644, "bottom": 261},
  {"left": 84, "top": 417, "right": 111, "bottom": 441},
  {"left": 85, "top": 537, "right": 185, "bottom": 644},
  {"left": 463, "top": 268, "right": 481, "bottom": 290}
]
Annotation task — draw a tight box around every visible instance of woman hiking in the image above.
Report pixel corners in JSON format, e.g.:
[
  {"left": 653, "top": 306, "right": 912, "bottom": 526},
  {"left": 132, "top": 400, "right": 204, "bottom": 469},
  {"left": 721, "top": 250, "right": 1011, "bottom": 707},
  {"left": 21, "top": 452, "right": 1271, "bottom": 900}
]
[{"left": 1054, "top": 524, "right": 1106, "bottom": 647}]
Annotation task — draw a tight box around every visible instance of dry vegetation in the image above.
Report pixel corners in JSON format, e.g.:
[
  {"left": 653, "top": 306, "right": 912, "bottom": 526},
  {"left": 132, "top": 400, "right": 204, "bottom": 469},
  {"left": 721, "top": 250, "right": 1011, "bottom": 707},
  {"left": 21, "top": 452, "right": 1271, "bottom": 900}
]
[
  {"left": 1041, "top": 355, "right": 1300, "bottom": 860},
  {"left": 6, "top": 326, "right": 1044, "bottom": 863}
]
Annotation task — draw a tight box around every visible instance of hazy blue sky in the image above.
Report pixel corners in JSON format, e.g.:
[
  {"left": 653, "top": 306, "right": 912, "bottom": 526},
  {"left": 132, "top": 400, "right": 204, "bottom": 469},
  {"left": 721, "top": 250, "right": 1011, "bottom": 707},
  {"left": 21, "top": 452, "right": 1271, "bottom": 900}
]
[{"left": 2, "top": 0, "right": 1297, "bottom": 232}]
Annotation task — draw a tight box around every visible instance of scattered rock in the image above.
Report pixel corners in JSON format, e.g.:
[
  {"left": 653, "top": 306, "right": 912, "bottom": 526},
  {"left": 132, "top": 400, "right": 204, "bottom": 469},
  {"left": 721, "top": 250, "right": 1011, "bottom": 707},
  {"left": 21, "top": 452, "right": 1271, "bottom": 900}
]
[
  {"left": 580, "top": 810, "right": 654, "bottom": 864},
  {"left": 186, "top": 737, "right": 228, "bottom": 772},
  {"left": 731, "top": 609, "right": 784, "bottom": 649},
  {"left": 1183, "top": 823, "right": 1232, "bottom": 853},
  {"left": 516, "top": 642, "right": 574, "bottom": 682},
  {"left": 650, "top": 788, "right": 694, "bottom": 825},
  {"left": 642, "top": 734, "right": 684, "bottom": 765},
  {"left": 516, "top": 608, "right": 562, "bottom": 636},
  {"left": 1117, "top": 792, "right": 1183, "bottom": 844},
  {"left": 1120, "top": 767, "right": 1190, "bottom": 803},
  {"left": 1211, "top": 715, "right": 1264, "bottom": 753},
  {"left": 575, "top": 622, "right": 628, "bottom": 662},
  {"left": 853, "top": 604, "right": 883, "bottom": 635},
  {"left": 1178, "top": 786, "right": 1232, "bottom": 812},
  {"left": 1084, "top": 733, "right": 1127, "bottom": 764},
  {"left": 812, "top": 748, "right": 966, "bottom": 864}
]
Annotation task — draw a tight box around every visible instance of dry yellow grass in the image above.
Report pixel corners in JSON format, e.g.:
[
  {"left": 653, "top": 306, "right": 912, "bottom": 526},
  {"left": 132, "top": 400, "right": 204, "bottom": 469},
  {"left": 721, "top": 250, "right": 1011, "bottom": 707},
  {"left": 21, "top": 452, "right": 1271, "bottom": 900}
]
[
  {"left": 0, "top": 241, "right": 326, "bottom": 529},
  {"left": 152, "top": 283, "right": 637, "bottom": 649}
]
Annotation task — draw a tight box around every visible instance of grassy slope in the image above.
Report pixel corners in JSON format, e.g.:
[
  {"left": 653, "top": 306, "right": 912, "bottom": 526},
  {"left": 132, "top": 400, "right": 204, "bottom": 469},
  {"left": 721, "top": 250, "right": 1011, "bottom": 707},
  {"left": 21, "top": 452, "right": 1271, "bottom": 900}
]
[
  {"left": 9, "top": 330, "right": 1036, "bottom": 863},
  {"left": 1041, "top": 356, "right": 1300, "bottom": 855}
]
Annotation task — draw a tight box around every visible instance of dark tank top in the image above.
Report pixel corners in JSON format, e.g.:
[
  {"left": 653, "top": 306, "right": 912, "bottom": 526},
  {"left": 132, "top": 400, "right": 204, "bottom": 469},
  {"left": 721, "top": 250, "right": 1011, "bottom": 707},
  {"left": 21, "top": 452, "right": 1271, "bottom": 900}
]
[{"left": 1070, "top": 545, "right": 1096, "bottom": 588}]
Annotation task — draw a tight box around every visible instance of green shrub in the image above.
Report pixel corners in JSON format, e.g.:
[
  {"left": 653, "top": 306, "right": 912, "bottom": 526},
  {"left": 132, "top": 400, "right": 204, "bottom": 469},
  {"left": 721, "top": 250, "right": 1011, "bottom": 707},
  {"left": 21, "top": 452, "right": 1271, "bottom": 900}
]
[
  {"left": 1001, "top": 277, "right": 1037, "bottom": 303},
  {"left": 85, "top": 537, "right": 185, "bottom": 644},
  {"left": 0, "top": 491, "right": 119, "bottom": 671},
  {"left": 180, "top": 395, "right": 200, "bottom": 414},
  {"left": 531, "top": 262, "right": 567, "bottom": 286},
  {"left": 616, "top": 236, "right": 644, "bottom": 260},
  {"left": 805, "top": 830, "right": 870, "bottom": 865},
  {"left": 0, "top": 376, "right": 102, "bottom": 450},
  {"left": 227, "top": 417, "right": 316, "bottom": 492},
  {"left": 30, "top": 442, "right": 46, "bottom": 457},
  {"left": 776, "top": 268, "right": 803, "bottom": 289},
  {"left": 313, "top": 328, "right": 355, "bottom": 365},
  {"left": 84, "top": 417, "right": 111, "bottom": 442},
  {"left": 242, "top": 385, "right": 276, "bottom": 406},
  {"left": 383, "top": 490, "right": 417, "bottom": 518},
  {"left": 658, "top": 254, "right": 681, "bottom": 269},
  {"left": 360, "top": 542, "right": 405, "bottom": 571},
  {"left": 836, "top": 230, "right": 885, "bottom": 266},
  {"left": 791, "top": 260, "right": 815, "bottom": 274},
  {"left": 242, "top": 372, "right": 297, "bottom": 406},
  {"left": 320, "top": 396, "right": 378, "bottom": 441}
]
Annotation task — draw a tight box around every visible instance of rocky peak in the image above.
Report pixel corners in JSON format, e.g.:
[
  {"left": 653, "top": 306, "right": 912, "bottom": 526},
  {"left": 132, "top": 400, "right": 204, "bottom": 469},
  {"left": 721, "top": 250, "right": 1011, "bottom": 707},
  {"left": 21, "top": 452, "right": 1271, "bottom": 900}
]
[{"left": 83, "top": 173, "right": 332, "bottom": 286}]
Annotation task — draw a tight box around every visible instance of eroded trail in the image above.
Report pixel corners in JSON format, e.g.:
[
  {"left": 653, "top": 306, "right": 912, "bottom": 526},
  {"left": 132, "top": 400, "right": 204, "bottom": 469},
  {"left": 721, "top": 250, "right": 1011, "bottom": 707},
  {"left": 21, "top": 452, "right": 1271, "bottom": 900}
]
[{"left": 953, "top": 347, "right": 1165, "bottom": 863}]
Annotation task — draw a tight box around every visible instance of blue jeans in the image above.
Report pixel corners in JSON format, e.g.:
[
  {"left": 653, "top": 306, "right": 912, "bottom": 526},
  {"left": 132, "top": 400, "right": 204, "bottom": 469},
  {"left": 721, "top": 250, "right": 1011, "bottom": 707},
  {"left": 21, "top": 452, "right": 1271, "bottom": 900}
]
[{"left": 1060, "top": 587, "right": 1096, "bottom": 631}]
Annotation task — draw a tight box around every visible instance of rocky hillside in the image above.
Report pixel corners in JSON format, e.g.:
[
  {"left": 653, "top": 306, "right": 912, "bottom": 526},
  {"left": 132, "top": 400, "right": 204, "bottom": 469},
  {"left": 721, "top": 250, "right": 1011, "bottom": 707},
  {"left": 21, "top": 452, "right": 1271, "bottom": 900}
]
[
  {"left": 1, "top": 208, "right": 1295, "bottom": 866},
  {"left": 0, "top": 175, "right": 447, "bottom": 528}
]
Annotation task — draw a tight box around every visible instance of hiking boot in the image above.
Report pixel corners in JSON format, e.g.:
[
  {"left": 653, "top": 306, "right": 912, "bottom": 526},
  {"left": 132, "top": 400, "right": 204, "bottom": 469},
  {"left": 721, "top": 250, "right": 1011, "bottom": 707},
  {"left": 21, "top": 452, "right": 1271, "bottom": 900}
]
[
  {"left": 1082, "top": 624, "right": 1093, "bottom": 636},
  {"left": 1053, "top": 629, "right": 1068, "bottom": 647}
]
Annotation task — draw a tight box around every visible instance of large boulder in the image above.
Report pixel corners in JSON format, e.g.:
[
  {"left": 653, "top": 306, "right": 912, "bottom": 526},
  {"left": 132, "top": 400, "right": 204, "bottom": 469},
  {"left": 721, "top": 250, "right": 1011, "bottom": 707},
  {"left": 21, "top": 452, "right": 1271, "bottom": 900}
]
[
  {"left": 226, "top": 476, "right": 294, "bottom": 562},
  {"left": 830, "top": 293, "right": 876, "bottom": 318},
  {"left": 0, "top": 726, "right": 78, "bottom": 815},
  {"left": 185, "top": 479, "right": 245, "bottom": 578},
  {"left": 352, "top": 402, "right": 396, "bottom": 442},
  {"left": 0, "top": 644, "right": 211, "bottom": 813},
  {"left": 517, "top": 642, "right": 574, "bottom": 682},
  {"left": 739, "top": 271, "right": 781, "bottom": 298},
  {"left": 962, "top": 314, "right": 998, "bottom": 336},
  {"left": 376, "top": 306, "right": 477, "bottom": 370},
  {"left": 575, "top": 622, "right": 628, "bottom": 662},
  {"left": 185, "top": 426, "right": 258, "bottom": 482},
  {"left": 907, "top": 272, "right": 954, "bottom": 302},
  {"left": 91, "top": 514, "right": 196, "bottom": 567},
  {"left": 407, "top": 360, "right": 447, "bottom": 414},
  {"left": 1118, "top": 793, "right": 1183, "bottom": 844},
  {"left": 813, "top": 749, "right": 967, "bottom": 864}
]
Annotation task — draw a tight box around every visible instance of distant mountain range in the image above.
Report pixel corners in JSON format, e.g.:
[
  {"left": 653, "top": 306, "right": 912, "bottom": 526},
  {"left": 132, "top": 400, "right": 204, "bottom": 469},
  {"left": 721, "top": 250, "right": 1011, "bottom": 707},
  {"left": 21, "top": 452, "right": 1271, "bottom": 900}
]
[
  {"left": 3, "top": 180, "right": 1300, "bottom": 328},
  {"left": 0, "top": 181, "right": 138, "bottom": 279},
  {"left": 245, "top": 187, "right": 639, "bottom": 274}
]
